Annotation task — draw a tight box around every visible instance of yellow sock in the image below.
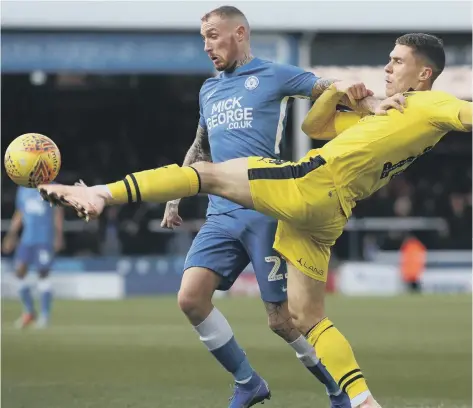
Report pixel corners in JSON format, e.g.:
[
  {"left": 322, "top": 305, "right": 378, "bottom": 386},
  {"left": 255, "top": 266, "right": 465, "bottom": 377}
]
[
  {"left": 106, "top": 165, "right": 200, "bottom": 204},
  {"left": 306, "top": 318, "right": 369, "bottom": 402}
]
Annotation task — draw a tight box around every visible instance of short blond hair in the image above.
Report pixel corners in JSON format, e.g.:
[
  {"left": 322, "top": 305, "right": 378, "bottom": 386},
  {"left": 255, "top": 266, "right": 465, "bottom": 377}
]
[{"left": 201, "top": 5, "right": 250, "bottom": 30}]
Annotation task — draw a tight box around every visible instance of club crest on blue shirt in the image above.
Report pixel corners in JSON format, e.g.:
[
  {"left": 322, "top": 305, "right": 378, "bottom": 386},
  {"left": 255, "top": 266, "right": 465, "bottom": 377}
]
[{"left": 245, "top": 76, "right": 259, "bottom": 91}]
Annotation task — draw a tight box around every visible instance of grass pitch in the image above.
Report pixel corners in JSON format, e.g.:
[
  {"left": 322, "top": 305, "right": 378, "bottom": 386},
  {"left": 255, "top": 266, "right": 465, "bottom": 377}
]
[{"left": 2, "top": 295, "right": 471, "bottom": 408}]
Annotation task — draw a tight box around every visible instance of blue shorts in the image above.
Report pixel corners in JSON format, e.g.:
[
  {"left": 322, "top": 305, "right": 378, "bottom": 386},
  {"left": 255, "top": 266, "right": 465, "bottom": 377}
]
[
  {"left": 15, "top": 243, "right": 54, "bottom": 271},
  {"left": 184, "top": 208, "right": 287, "bottom": 303}
]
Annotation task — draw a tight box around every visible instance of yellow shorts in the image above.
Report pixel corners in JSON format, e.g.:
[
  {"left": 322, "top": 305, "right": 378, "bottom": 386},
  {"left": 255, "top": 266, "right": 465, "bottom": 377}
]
[{"left": 247, "top": 150, "right": 347, "bottom": 282}]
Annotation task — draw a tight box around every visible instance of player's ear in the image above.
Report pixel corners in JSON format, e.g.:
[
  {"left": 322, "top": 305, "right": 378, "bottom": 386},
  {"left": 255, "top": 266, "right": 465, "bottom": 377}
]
[
  {"left": 235, "top": 25, "right": 245, "bottom": 42},
  {"left": 419, "top": 66, "right": 433, "bottom": 82}
]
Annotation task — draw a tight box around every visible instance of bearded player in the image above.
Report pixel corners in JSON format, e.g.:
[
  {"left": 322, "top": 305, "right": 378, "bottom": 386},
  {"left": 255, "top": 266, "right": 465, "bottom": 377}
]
[{"left": 38, "top": 33, "right": 471, "bottom": 407}]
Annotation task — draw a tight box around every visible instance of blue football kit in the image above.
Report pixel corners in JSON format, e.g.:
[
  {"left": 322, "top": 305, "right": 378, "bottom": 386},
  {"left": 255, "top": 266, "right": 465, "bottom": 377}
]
[{"left": 184, "top": 58, "right": 318, "bottom": 301}]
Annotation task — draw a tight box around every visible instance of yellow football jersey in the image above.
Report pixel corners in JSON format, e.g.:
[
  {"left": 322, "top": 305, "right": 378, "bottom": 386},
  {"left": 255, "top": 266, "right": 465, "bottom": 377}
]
[{"left": 319, "top": 91, "right": 471, "bottom": 217}]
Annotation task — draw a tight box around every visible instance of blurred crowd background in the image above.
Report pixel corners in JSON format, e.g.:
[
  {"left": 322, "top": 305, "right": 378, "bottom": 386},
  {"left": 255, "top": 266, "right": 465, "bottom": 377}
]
[{"left": 1, "top": 2, "right": 471, "bottom": 265}]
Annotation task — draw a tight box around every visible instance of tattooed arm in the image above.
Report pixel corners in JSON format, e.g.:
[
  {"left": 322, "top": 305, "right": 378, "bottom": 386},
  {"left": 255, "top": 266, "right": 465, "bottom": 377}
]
[
  {"left": 310, "top": 77, "right": 338, "bottom": 100},
  {"left": 311, "top": 77, "right": 381, "bottom": 115},
  {"left": 182, "top": 124, "right": 212, "bottom": 166},
  {"left": 304, "top": 82, "right": 363, "bottom": 140},
  {"left": 161, "top": 124, "right": 211, "bottom": 227},
  {"left": 170, "top": 124, "right": 211, "bottom": 205},
  {"left": 304, "top": 80, "right": 407, "bottom": 140}
]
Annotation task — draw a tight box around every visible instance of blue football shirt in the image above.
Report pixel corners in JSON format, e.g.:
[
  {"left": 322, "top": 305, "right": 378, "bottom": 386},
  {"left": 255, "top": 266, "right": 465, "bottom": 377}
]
[
  {"left": 199, "top": 57, "right": 318, "bottom": 215},
  {"left": 16, "top": 187, "right": 55, "bottom": 245}
]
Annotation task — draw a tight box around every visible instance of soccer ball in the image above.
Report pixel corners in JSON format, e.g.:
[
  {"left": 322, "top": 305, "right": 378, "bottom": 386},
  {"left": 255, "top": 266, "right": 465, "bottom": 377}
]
[{"left": 4, "top": 133, "right": 61, "bottom": 188}]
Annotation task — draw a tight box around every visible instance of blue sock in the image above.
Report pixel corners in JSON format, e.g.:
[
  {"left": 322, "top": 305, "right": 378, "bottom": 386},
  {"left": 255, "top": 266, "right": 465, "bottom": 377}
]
[
  {"left": 307, "top": 362, "right": 341, "bottom": 395},
  {"left": 38, "top": 278, "right": 53, "bottom": 320},
  {"left": 211, "top": 336, "right": 254, "bottom": 383},
  {"left": 18, "top": 280, "right": 35, "bottom": 315},
  {"left": 289, "top": 335, "right": 342, "bottom": 395},
  {"left": 194, "top": 307, "right": 256, "bottom": 385}
]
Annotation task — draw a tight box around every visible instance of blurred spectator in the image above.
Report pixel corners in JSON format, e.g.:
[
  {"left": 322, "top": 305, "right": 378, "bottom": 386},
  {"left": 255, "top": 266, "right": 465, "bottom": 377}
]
[{"left": 400, "top": 235, "right": 426, "bottom": 293}]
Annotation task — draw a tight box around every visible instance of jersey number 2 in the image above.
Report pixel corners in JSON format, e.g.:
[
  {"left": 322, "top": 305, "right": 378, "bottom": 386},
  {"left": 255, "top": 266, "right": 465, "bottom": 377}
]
[{"left": 265, "top": 256, "right": 287, "bottom": 281}]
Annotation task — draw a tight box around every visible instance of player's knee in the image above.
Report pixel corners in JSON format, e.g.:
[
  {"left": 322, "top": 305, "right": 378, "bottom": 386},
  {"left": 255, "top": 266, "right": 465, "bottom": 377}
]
[
  {"left": 15, "top": 264, "right": 27, "bottom": 279},
  {"left": 267, "top": 314, "right": 291, "bottom": 335},
  {"left": 265, "top": 301, "right": 296, "bottom": 338},
  {"left": 178, "top": 267, "right": 220, "bottom": 322},
  {"left": 177, "top": 289, "right": 197, "bottom": 315},
  {"left": 177, "top": 287, "right": 211, "bottom": 319}
]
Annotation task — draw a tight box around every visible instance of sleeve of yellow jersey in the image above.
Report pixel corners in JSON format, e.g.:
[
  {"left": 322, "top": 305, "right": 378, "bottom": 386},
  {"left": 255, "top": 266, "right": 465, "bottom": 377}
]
[
  {"left": 428, "top": 92, "right": 472, "bottom": 132},
  {"left": 312, "top": 111, "right": 362, "bottom": 140}
]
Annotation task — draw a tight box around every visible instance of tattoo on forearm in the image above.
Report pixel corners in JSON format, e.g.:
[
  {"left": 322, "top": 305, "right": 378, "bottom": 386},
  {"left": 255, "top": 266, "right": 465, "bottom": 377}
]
[
  {"left": 311, "top": 78, "right": 337, "bottom": 100},
  {"left": 264, "top": 301, "right": 300, "bottom": 343},
  {"left": 183, "top": 125, "right": 211, "bottom": 166}
]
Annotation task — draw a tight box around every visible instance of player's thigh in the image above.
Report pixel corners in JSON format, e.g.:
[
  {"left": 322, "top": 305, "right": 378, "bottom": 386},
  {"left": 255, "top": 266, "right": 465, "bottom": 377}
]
[
  {"left": 296, "top": 164, "right": 348, "bottom": 244},
  {"left": 247, "top": 154, "right": 328, "bottom": 226},
  {"left": 183, "top": 216, "right": 250, "bottom": 292},
  {"left": 273, "top": 221, "right": 330, "bottom": 332},
  {"left": 14, "top": 244, "right": 33, "bottom": 275},
  {"left": 274, "top": 221, "right": 331, "bottom": 283},
  {"left": 241, "top": 212, "right": 288, "bottom": 303}
]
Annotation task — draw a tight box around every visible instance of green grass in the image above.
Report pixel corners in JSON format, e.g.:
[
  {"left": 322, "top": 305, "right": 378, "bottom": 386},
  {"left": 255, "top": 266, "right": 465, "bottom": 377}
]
[{"left": 2, "top": 295, "right": 472, "bottom": 408}]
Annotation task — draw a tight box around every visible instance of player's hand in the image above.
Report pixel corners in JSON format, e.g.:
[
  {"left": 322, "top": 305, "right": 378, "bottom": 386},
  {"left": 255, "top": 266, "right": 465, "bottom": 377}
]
[
  {"left": 2, "top": 234, "right": 17, "bottom": 254},
  {"left": 333, "top": 80, "right": 374, "bottom": 105},
  {"left": 375, "top": 93, "right": 406, "bottom": 115},
  {"left": 38, "top": 182, "right": 107, "bottom": 222},
  {"left": 161, "top": 200, "right": 183, "bottom": 230}
]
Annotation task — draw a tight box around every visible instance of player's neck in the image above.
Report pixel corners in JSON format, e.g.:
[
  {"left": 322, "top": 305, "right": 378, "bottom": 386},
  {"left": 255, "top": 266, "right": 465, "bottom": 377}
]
[
  {"left": 410, "top": 82, "right": 432, "bottom": 92},
  {"left": 226, "top": 52, "right": 254, "bottom": 73}
]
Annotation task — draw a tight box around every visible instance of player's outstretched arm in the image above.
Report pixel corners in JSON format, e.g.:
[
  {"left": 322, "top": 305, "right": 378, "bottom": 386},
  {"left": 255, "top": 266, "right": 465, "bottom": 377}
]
[
  {"left": 303, "top": 81, "right": 366, "bottom": 140},
  {"left": 310, "top": 77, "right": 338, "bottom": 100},
  {"left": 161, "top": 124, "right": 211, "bottom": 229},
  {"left": 430, "top": 96, "right": 472, "bottom": 132},
  {"left": 311, "top": 77, "right": 381, "bottom": 115}
]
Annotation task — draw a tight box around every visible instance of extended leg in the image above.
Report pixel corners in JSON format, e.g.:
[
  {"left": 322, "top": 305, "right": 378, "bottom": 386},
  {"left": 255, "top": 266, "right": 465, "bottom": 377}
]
[
  {"left": 38, "top": 154, "right": 324, "bottom": 226},
  {"left": 38, "top": 158, "right": 255, "bottom": 219}
]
